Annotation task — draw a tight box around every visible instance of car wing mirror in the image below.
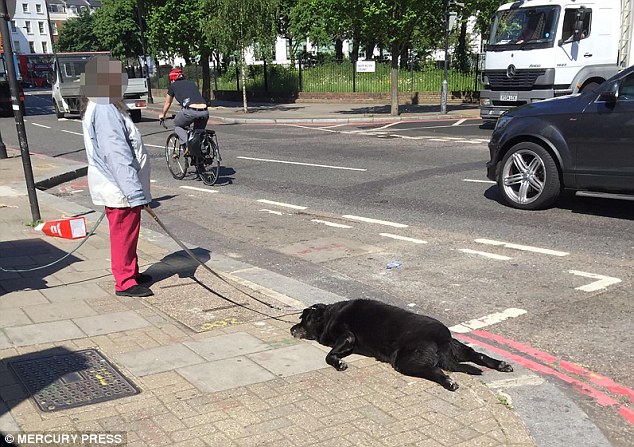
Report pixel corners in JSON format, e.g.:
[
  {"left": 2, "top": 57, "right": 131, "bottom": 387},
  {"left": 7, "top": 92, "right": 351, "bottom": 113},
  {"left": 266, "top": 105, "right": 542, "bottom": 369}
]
[{"left": 597, "top": 82, "right": 618, "bottom": 104}]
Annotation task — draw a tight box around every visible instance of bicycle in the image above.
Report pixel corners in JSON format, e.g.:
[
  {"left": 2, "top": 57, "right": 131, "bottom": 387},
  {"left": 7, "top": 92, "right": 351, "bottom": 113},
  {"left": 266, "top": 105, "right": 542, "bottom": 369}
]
[{"left": 160, "top": 117, "right": 222, "bottom": 186}]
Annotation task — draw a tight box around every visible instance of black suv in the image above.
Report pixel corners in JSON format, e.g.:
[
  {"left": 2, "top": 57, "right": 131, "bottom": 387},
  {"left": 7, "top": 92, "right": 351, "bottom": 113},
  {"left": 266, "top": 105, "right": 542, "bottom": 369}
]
[{"left": 487, "top": 65, "right": 634, "bottom": 210}]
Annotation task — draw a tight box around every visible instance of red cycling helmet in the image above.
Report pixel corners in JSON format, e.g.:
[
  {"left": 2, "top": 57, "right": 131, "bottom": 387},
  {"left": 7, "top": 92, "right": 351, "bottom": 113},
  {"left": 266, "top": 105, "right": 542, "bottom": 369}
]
[{"left": 168, "top": 68, "right": 183, "bottom": 81}]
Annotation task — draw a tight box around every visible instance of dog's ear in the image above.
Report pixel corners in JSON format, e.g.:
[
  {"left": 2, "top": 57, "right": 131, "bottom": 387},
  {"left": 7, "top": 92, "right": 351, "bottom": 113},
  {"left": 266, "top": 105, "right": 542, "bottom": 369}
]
[{"left": 300, "top": 303, "right": 326, "bottom": 321}]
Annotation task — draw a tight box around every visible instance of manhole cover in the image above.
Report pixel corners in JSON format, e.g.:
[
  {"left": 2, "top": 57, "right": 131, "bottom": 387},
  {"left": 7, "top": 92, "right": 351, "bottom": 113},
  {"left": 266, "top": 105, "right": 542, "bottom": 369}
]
[{"left": 8, "top": 349, "right": 139, "bottom": 412}]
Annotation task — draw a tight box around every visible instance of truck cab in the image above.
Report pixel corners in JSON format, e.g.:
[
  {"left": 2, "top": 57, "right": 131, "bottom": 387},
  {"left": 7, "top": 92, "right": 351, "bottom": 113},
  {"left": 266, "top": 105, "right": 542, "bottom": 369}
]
[
  {"left": 52, "top": 52, "right": 148, "bottom": 122},
  {"left": 480, "top": 0, "right": 624, "bottom": 123}
]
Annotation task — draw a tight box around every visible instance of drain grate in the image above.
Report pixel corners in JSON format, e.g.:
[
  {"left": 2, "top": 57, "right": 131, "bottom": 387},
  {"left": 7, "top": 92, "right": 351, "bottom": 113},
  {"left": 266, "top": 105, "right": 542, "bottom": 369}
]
[{"left": 8, "top": 349, "right": 140, "bottom": 412}]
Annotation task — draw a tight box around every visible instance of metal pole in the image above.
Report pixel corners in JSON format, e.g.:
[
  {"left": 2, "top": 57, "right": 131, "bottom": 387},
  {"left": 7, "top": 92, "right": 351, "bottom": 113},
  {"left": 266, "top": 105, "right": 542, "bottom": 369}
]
[
  {"left": 0, "top": 0, "right": 40, "bottom": 221},
  {"left": 441, "top": 0, "right": 450, "bottom": 114},
  {"left": 137, "top": 0, "right": 153, "bottom": 103},
  {"left": 0, "top": 130, "right": 7, "bottom": 159}
]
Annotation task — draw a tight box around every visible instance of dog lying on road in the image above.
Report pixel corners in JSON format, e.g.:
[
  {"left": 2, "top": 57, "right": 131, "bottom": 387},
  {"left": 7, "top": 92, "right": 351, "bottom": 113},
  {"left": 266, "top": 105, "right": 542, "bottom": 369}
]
[{"left": 290, "top": 299, "right": 513, "bottom": 391}]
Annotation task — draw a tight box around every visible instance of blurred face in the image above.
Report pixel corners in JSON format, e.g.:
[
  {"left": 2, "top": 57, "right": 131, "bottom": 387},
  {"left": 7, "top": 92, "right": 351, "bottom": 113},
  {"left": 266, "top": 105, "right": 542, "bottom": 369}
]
[{"left": 82, "top": 56, "right": 126, "bottom": 101}]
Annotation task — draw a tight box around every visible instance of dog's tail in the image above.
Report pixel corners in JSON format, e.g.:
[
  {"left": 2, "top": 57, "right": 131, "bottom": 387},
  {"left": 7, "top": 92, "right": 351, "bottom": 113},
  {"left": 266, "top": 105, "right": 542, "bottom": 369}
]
[{"left": 438, "top": 339, "right": 483, "bottom": 375}]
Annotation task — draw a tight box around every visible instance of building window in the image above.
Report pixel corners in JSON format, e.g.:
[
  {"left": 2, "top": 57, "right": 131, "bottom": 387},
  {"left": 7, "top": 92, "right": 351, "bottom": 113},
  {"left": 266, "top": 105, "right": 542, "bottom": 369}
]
[
  {"left": 22, "top": 3, "right": 29, "bottom": 13},
  {"left": 13, "top": 41, "right": 21, "bottom": 54},
  {"left": 42, "top": 41, "right": 48, "bottom": 53},
  {"left": 51, "top": 22, "right": 58, "bottom": 35},
  {"left": 29, "top": 41, "right": 35, "bottom": 53},
  {"left": 36, "top": 4, "right": 42, "bottom": 13},
  {"left": 25, "top": 21, "right": 32, "bottom": 34},
  {"left": 10, "top": 21, "right": 16, "bottom": 32},
  {"left": 38, "top": 21, "right": 45, "bottom": 34}
]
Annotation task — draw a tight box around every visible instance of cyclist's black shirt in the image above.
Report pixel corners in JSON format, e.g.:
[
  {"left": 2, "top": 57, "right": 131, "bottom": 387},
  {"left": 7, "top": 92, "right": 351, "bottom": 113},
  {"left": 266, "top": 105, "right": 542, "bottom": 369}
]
[{"left": 167, "top": 79, "right": 205, "bottom": 108}]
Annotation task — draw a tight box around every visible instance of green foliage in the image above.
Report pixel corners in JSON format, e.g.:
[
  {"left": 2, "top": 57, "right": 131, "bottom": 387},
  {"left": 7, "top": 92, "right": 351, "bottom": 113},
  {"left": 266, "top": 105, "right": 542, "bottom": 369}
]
[
  {"left": 92, "top": 0, "right": 143, "bottom": 60},
  {"left": 54, "top": 10, "right": 103, "bottom": 52},
  {"left": 146, "top": 0, "right": 207, "bottom": 63},
  {"left": 201, "top": 0, "right": 279, "bottom": 56}
]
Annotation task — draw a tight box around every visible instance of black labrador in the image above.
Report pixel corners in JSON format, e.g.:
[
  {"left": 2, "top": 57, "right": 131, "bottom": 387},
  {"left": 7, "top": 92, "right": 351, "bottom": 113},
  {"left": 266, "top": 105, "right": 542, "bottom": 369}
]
[{"left": 290, "top": 299, "right": 513, "bottom": 391}]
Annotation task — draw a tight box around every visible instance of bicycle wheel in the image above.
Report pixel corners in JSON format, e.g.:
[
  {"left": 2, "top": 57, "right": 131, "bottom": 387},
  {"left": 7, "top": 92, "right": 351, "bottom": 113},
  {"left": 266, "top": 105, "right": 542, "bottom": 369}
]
[
  {"left": 165, "top": 133, "right": 188, "bottom": 180},
  {"left": 195, "top": 134, "right": 221, "bottom": 186}
]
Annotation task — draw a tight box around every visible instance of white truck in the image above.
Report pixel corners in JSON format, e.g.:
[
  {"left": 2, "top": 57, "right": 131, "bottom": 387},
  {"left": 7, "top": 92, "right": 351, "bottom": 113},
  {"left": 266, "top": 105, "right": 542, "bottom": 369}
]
[
  {"left": 480, "top": 0, "right": 633, "bottom": 122},
  {"left": 52, "top": 52, "right": 148, "bottom": 122}
]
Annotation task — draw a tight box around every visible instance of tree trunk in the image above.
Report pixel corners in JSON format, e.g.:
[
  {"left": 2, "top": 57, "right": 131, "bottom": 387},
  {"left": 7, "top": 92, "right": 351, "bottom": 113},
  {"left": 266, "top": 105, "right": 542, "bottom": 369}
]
[
  {"left": 364, "top": 39, "right": 376, "bottom": 59},
  {"left": 241, "top": 49, "right": 248, "bottom": 113},
  {"left": 335, "top": 38, "right": 344, "bottom": 62},
  {"left": 457, "top": 20, "right": 469, "bottom": 73},
  {"left": 201, "top": 49, "right": 211, "bottom": 102},
  {"left": 390, "top": 44, "right": 399, "bottom": 116},
  {"left": 351, "top": 31, "right": 360, "bottom": 62}
]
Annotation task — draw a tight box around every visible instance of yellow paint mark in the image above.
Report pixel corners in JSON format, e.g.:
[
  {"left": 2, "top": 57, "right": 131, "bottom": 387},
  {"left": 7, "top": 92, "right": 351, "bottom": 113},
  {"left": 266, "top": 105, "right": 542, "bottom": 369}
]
[{"left": 200, "top": 318, "right": 240, "bottom": 331}]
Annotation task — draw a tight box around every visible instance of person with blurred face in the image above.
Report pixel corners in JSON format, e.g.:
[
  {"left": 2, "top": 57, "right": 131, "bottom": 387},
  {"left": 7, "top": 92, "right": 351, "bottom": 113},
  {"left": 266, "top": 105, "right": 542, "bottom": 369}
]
[{"left": 81, "top": 56, "right": 153, "bottom": 297}]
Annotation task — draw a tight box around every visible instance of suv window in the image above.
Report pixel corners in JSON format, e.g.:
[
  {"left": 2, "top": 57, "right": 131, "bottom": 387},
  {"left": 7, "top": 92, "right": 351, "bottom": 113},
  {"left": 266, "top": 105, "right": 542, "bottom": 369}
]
[{"left": 619, "top": 73, "right": 634, "bottom": 101}]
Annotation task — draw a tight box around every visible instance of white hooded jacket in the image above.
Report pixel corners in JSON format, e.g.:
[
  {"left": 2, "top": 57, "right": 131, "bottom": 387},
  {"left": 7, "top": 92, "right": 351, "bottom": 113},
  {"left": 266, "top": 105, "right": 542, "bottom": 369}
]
[{"left": 82, "top": 99, "right": 151, "bottom": 208}]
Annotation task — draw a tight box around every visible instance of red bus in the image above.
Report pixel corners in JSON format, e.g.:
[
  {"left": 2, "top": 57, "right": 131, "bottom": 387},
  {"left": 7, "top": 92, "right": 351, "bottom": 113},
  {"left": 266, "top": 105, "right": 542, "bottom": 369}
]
[{"left": 18, "top": 54, "right": 54, "bottom": 88}]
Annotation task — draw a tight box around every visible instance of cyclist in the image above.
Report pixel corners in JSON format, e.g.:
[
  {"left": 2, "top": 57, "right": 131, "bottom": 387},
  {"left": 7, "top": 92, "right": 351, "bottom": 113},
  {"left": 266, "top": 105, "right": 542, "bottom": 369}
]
[{"left": 158, "top": 68, "right": 209, "bottom": 152}]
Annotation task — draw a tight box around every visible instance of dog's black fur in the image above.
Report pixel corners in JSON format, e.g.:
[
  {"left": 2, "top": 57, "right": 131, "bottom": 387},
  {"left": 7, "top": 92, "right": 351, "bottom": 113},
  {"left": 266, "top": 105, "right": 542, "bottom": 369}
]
[{"left": 290, "top": 299, "right": 513, "bottom": 391}]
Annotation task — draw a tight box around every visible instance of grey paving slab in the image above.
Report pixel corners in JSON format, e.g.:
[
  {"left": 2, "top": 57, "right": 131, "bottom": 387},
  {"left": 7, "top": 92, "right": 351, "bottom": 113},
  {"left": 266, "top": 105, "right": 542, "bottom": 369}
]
[
  {"left": 0, "top": 308, "right": 32, "bottom": 328},
  {"left": 247, "top": 343, "right": 329, "bottom": 377},
  {"left": 0, "top": 290, "right": 48, "bottom": 309},
  {"left": 0, "top": 400, "right": 20, "bottom": 432},
  {"left": 177, "top": 357, "right": 276, "bottom": 392},
  {"left": 0, "top": 332, "right": 10, "bottom": 350},
  {"left": 22, "top": 301, "right": 98, "bottom": 323},
  {"left": 73, "top": 311, "right": 152, "bottom": 336},
  {"left": 184, "top": 332, "right": 271, "bottom": 361},
  {"left": 4, "top": 320, "right": 85, "bottom": 346},
  {"left": 115, "top": 344, "right": 205, "bottom": 376},
  {"left": 40, "top": 282, "right": 110, "bottom": 303}
]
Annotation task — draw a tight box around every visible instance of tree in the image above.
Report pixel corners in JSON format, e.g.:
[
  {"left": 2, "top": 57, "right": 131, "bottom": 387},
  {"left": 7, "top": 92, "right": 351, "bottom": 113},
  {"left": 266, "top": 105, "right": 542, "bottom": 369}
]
[
  {"left": 202, "top": 0, "right": 279, "bottom": 112},
  {"left": 54, "top": 9, "right": 103, "bottom": 52},
  {"left": 92, "top": 0, "right": 144, "bottom": 63},
  {"left": 145, "top": 0, "right": 215, "bottom": 100},
  {"left": 365, "top": 0, "right": 444, "bottom": 115}
]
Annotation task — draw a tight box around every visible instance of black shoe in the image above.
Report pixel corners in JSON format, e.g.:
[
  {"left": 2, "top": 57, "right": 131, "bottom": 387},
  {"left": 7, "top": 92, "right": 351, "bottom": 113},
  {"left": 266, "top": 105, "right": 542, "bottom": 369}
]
[
  {"left": 136, "top": 273, "right": 152, "bottom": 284},
  {"left": 115, "top": 285, "right": 154, "bottom": 297}
]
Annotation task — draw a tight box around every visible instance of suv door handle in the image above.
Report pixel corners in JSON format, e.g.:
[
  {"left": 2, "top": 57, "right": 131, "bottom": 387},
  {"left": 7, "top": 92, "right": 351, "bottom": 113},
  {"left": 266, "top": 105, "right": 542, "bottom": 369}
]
[{"left": 584, "top": 53, "right": 593, "bottom": 57}]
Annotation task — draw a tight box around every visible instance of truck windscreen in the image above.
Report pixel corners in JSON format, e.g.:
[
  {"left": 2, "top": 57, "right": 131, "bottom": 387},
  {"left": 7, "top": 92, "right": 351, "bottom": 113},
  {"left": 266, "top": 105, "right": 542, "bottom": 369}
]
[
  {"left": 60, "top": 59, "right": 89, "bottom": 81},
  {"left": 488, "top": 6, "right": 560, "bottom": 51}
]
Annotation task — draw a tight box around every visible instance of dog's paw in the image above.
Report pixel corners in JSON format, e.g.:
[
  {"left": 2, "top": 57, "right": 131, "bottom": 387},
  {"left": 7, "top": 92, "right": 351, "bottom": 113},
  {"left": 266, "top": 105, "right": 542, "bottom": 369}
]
[
  {"left": 444, "top": 378, "right": 459, "bottom": 391},
  {"left": 498, "top": 362, "right": 513, "bottom": 372},
  {"left": 336, "top": 360, "right": 348, "bottom": 371}
]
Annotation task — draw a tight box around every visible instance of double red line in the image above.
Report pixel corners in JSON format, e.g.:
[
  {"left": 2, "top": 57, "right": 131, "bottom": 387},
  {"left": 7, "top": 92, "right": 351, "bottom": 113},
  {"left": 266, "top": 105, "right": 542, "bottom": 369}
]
[{"left": 456, "top": 330, "right": 634, "bottom": 426}]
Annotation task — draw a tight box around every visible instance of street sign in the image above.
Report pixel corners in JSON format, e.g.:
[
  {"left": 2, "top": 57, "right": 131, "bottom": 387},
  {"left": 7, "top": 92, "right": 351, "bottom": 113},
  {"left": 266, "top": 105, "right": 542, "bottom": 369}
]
[{"left": 356, "top": 60, "right": 376, "bottom": 73}]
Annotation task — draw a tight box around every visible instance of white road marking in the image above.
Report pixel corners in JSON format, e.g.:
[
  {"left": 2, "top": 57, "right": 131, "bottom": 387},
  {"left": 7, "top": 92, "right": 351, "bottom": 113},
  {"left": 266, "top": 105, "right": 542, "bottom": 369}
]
[
  {"left": 452, "top": 119, "right": 467, "bottom": 126},
  {"left": 568, "top": 270, "right": 622, "bottom": 292},
  {"left": 145, "top": 143, "right": 164, "bottom": 148},
  {"left": 311, "top": 219, "right": 352, "bottom": 228},
  {"left": 32, "top": 123, "right": 50, "bottom": 129},
  {"left": 379, "top": 233, "right": 427, "bottom": 244},
  {"left": 237, "top": 156, "right": 366, "bottom": 172},
  {"left": 459, "top": 249, "right": 511, "bottom": 260},
  {"left": 179, "top": 186, "right": 218, "bottom": 193},
  {"left": 449, "top": 308, "right": 527, "bottom": 333},
  {"left": 57, "top": 118, "right": 68, "bottom": 121},
  {"left": 150, "top": 179, "right": 157, "bottom": 183},
  {"left": 463, "top": 179, "right": 496, "bottom": 184},
  {"left": 257, "top": 199, "right": 307, "bottom": 210},
  {"left": 261, "top": 209, "right": 289, "bottom": 216},
  {"left": 475, "top": 238, "right": 569, "bottom": 257},
  {"left": 61, "top": 129, "right": 83, "bottom": 136},
  {"left": 342, "top": 215, "right": 408, "bottom": 228}
]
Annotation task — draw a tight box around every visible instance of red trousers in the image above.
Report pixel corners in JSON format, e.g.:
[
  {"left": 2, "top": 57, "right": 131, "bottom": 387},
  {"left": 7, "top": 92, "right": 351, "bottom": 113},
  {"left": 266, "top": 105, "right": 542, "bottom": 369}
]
[{"left": 105, "top": 206, "right": 142, "bottom": 291}]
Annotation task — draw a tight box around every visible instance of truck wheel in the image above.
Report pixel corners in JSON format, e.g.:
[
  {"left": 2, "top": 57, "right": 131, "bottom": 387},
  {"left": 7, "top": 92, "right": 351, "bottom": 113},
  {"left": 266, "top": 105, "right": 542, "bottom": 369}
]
[
  {"left": 130, "top": 110, "right": 142, "bottom": 123},
  {"left": 580, "top": 81, "right": 600, "bottom": 93},
  {"left": 53, "top": 100, "right": 64, "bottom": 119},
  {"left": 497, "top": 142, "right": 561, "bottom": 210}
]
